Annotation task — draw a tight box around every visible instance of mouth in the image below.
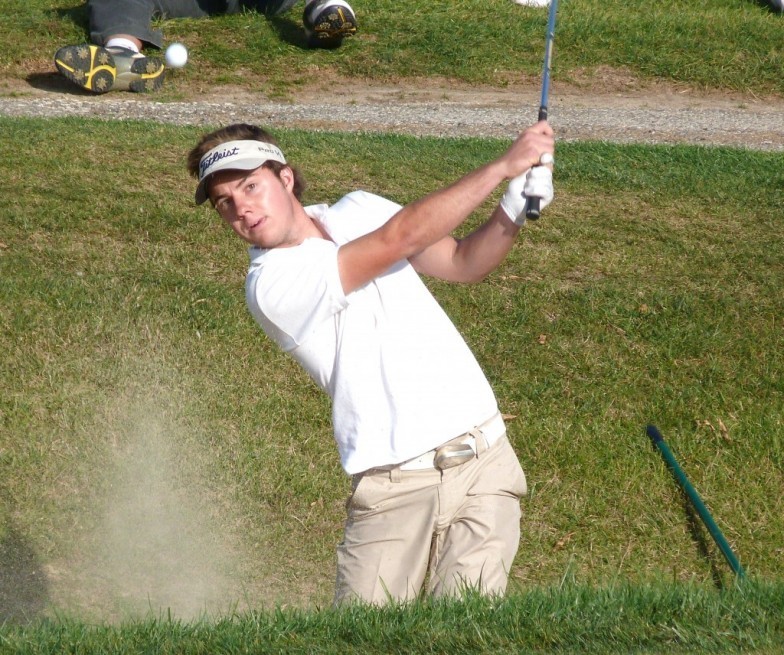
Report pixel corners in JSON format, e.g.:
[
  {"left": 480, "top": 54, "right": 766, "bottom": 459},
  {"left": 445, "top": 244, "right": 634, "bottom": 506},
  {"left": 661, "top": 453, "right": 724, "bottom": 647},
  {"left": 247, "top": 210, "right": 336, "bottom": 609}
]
[{"left": 248, "top": 216, "right": 266, "bottom": 231}]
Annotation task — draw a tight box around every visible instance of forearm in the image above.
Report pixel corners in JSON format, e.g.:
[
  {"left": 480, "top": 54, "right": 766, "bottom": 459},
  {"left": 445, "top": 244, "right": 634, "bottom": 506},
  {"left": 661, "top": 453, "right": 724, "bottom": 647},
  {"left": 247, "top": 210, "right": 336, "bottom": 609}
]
[
  {"left": 410, "top": 205, "right": 521, "bottom": 283},
  {"left": 411, "top": 164, "right": 555, "bottom": 282},
  {"left": 386, "top": 158, "right": 513, "bottom": 260},
  {"left": 453, "top": 205, "right": 524, "bottom": 281}
]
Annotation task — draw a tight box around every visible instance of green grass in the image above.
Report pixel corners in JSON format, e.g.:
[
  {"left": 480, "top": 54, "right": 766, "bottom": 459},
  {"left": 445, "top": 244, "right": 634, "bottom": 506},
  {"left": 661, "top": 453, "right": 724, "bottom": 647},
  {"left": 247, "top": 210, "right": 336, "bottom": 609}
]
[
  {"left": 1, "top": 0, "right": 782, "bottom": 97},
  {"left": 1, "top": 118, "right": 782, "bottom": 630},
  {"left": 1, "top": 581, "right": 783, "bottom": 654}
]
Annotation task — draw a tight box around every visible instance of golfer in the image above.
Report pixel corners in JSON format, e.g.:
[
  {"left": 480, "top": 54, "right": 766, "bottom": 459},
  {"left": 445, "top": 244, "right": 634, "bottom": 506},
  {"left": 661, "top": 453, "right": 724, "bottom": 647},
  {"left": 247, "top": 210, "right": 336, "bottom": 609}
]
[{"left": 187, "top": 121, "right": 555, "bottom": 604}]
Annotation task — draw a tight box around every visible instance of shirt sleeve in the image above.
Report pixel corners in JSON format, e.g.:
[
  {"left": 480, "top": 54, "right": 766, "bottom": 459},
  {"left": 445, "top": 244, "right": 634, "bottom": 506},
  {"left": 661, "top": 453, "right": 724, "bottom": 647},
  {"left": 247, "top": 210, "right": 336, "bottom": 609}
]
[
  {"left": 326, "top": 191, "right": 403, "bottom": 240},
  {"left": 245, "top": 239, "right": 348, "bottom": 351}
]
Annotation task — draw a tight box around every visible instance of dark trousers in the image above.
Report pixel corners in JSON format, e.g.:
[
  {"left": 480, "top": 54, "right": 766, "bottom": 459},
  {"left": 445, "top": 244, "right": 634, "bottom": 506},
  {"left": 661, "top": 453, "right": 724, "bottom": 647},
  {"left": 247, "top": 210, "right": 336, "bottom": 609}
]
[{"left": 88, "top": 0, "right": 299, "bottom": 48}]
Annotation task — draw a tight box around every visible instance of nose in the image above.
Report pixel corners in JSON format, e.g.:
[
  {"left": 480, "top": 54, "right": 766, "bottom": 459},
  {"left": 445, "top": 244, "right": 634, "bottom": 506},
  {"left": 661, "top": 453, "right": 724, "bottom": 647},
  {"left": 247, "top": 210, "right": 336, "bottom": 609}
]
[{"left": 233, "top": 194, "right": 253, "bottom": 222}]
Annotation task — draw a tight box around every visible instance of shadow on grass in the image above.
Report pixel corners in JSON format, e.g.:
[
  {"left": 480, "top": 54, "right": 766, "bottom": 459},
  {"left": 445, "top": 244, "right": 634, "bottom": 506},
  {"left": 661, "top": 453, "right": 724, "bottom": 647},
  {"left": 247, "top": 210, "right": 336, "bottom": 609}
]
[
  {"left": 25, "top": 72, "right": 98, "bottom": 96},
  {"left": 266, "top": 15, "right": 312, "bottom": 50},
  {"left": 679, "top": 490, "right": 728, "bottom": 590},
  {"left": 266, "top": 12, "right": 355, "bottom": 51},
  {"left": 51, "top": 5, "right": 90, "bottom": 36},
  {"left": 0, "top": 524, "right": 50, "bottom": 624}
]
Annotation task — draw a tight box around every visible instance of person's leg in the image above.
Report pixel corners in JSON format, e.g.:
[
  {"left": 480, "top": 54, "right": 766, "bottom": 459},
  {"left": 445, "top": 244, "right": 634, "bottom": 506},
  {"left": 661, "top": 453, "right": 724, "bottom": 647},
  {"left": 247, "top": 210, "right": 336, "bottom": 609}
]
[
  {"left": 88, "top": 0, "right": 163, "bottom": 48},
  {"left": 89, "top": 0, "right": 229, "bottom": 49},
  {"left": 334, "top": 469, "right": 441, "bottom": 605},
  {"left": 155, "top": 0, "right": 232, "bottom": 19},
  {"left": 427, "top": 436, "right": 527, "bottom": 598}
]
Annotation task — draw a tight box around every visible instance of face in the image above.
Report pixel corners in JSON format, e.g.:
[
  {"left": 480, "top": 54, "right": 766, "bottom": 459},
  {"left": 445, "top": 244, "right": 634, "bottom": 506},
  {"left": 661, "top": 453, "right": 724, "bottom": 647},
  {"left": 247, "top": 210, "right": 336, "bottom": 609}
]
[{"left": 208, "top": 165, "right": 300, "bottom": 248}]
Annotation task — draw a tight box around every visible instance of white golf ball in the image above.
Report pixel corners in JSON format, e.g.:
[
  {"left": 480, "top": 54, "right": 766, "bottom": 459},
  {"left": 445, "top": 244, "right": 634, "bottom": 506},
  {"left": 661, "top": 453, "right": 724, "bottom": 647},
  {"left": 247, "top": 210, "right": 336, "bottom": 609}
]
[{"left": 165, "top": 43, "right": 188, "bottom": 68}]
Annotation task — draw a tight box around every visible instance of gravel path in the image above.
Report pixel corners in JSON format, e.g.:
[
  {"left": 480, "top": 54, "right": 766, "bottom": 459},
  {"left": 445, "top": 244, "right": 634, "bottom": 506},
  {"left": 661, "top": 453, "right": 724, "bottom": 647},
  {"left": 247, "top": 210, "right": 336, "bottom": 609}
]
[{"left": 1, "top": 82, "right": 782, "bottom": 151}]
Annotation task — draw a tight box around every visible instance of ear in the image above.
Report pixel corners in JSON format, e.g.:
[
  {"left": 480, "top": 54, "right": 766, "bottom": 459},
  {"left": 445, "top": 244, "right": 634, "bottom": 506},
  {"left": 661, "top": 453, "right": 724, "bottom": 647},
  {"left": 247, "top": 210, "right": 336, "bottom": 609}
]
[{"left": 279, "top": 165, "right": 295, "bottom": 192}]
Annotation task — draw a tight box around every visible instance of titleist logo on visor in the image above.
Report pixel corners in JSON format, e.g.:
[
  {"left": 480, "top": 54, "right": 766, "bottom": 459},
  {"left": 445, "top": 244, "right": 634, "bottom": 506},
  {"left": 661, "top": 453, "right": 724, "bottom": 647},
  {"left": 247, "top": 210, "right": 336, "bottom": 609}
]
[
  {"left": 198, "top": 141, "right": 287, "bottom": 180},
  {"left": 199, "top": 146, "right": 240, "bottom": 178}
]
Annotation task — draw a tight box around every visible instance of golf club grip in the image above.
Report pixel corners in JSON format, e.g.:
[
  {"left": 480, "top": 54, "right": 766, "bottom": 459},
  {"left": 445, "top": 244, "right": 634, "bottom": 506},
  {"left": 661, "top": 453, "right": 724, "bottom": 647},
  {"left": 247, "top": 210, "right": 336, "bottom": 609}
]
[{"left": 525, "top": 106, "right": 550, "bottom": 220}]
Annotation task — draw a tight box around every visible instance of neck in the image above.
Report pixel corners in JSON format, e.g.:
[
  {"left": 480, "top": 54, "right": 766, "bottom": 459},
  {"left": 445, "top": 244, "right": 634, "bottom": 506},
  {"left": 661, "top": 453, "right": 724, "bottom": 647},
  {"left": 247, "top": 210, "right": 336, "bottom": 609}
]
[{"left": 302, "top": 206, "right": 333, "bottom": 243}]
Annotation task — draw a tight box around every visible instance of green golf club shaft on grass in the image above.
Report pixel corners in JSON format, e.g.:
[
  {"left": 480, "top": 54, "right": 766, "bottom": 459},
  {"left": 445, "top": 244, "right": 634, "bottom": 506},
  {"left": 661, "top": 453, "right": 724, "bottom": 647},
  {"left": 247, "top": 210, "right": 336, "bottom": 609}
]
[{"left": 647, "top": 424, "right": 745, "bottom": 578}]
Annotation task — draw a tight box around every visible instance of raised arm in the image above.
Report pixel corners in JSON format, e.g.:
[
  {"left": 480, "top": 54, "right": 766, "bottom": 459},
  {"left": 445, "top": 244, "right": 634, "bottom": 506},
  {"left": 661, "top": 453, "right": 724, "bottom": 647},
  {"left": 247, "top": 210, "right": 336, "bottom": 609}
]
[
  {"left": 336, "top": 121, "right": 554, "bottom": 294},
  {"left": 408, "top": 204, "right": 526, "bottom": 283}
]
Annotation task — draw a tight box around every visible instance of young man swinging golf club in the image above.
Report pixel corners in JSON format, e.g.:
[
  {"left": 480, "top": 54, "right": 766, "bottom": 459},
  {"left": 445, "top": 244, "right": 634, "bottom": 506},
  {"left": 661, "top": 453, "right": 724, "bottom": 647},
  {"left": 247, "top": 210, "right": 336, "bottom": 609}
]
[{"left": 187, "top": 119, "right": 555, "bottom": 605}]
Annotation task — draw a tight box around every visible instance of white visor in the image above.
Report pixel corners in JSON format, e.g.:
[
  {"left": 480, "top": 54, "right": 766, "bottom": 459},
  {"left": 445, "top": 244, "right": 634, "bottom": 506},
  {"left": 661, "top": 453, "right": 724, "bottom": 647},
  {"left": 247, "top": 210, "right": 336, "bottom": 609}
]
[{"left": 195, "top": 140, "right": 287, "bottom": 205}]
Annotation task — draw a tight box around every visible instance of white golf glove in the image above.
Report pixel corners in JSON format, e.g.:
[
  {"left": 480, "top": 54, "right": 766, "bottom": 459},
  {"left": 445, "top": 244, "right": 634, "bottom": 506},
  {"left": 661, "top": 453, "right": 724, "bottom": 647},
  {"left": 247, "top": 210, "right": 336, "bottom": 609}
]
[{"left": 500, "top": 166, "right": 554, "bottom": 226}]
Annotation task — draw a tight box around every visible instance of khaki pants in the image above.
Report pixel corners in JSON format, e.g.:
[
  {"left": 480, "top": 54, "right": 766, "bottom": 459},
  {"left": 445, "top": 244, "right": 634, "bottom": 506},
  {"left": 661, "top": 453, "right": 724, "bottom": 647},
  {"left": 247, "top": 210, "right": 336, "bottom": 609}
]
[{"left": 334, "top": 434, "right": 527, "bottom": 605}]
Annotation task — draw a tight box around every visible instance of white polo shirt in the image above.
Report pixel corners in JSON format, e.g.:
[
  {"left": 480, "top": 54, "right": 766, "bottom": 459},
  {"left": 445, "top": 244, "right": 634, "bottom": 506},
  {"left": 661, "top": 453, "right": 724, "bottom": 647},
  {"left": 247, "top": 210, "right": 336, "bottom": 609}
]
[{"left": 245, "top": 191, "right": 499, "bottom": 474}]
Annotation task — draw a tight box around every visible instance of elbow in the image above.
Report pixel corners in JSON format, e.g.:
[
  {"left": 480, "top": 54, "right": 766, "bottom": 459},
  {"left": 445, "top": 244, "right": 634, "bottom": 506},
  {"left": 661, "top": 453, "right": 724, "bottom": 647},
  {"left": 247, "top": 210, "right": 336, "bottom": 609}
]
[
  {"left": 463, "top": 270, "right": 491, "bottom": 284},
  {"left": 450, "top": 241, "right": 494, "bottom": 284},
  {"left": 440, "top": 264, "right": 491, "bottom": 284},
  {"left": 385, "top": 218, "right": 427, "bottom": 261}
]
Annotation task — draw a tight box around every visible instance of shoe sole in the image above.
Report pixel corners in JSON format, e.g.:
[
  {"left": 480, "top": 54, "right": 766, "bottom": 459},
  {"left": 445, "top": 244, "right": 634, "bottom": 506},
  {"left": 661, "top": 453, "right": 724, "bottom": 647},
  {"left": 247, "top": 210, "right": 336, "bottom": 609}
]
[
  {"left": 55, "top": 45, "right": 115, "bottom": 93},
  {"left": 307, "top": 5, "right": 357, "bottom": 47},
  {"left": 116, "top": 56, "right": 166, "bottom": 93},
  {"left": 54, "top": 45, "right": 165, "bottom": 94}
]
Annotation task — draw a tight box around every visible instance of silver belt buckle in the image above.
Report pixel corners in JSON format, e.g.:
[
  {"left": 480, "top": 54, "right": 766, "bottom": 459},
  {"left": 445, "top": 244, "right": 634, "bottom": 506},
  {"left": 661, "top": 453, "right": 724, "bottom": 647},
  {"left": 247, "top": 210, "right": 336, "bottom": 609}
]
[{"left": 434, "top": 443, "right": 475, "bottom": 470}]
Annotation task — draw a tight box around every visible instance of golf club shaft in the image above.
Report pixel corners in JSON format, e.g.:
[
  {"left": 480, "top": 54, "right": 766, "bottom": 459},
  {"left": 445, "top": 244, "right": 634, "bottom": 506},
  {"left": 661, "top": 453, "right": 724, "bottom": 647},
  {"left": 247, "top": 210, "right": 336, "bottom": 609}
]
[
  {"left": 647, "top": 425, "right": 745, "bottom": 578},
  {"left": 526, "top": 0, "right": 559, "bottom": 220}
]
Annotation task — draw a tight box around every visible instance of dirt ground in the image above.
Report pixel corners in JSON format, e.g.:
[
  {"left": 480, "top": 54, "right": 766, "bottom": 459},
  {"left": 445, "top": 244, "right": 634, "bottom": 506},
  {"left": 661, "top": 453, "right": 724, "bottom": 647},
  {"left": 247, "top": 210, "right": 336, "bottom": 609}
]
[
  {"left": 215, "top": 67, "right": 778, "bottom": 112},
  {"left": 2, "top": 68, "right": 783, "bottom": 150}
]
